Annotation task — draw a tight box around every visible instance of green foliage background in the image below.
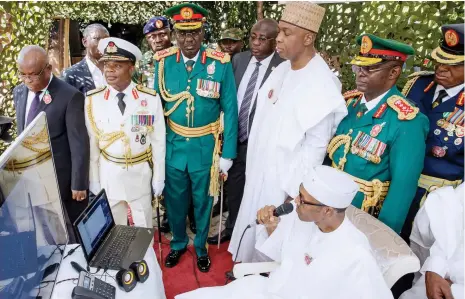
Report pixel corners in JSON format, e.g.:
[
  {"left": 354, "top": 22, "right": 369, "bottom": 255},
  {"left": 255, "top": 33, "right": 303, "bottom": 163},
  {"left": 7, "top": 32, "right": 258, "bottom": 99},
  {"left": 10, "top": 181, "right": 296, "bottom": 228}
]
[{"left": 0, "top": 1, "right": 464, "bottom": 152}]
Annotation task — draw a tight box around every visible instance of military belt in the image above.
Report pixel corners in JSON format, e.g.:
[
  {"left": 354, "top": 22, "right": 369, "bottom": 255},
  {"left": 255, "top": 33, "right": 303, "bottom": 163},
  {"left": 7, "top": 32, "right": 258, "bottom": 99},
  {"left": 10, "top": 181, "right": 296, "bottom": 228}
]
[
  {"left": 5, "top": 150, "right": 53, "bottom": 172},
  {"left": 418, "top": 174, "right": 462, "bottom": 205},
  {"left": 332, "top": 162, "right": 390, "bottom": 217},
  {"left": 167, "top": 118, "right": 220, "bottom": 137},
  {"left": 101, "top": 146, "right": 153, "bottom": 169}
]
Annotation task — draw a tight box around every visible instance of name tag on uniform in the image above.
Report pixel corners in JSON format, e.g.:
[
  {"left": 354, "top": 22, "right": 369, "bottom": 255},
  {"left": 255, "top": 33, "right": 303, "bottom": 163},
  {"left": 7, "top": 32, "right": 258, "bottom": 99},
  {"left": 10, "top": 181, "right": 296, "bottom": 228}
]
[
  {"left": 351, "top": 131, "right": 386, "bottom": 164},
  {"left": 196, "top": 79, "right": 220, "bottom": 99}
]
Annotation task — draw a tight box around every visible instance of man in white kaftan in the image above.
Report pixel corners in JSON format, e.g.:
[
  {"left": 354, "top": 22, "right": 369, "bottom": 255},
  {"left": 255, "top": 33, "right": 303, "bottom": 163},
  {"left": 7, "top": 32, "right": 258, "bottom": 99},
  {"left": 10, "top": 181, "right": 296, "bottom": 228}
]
[
  {"left": 177, "top": 166, "right": 393, "bottom": 299},
  {"left": 400, "top": 184, "right": 463, "bottom": 299},
  {"left": 229, "top": 1, "right": 347, "bottom": 262}
]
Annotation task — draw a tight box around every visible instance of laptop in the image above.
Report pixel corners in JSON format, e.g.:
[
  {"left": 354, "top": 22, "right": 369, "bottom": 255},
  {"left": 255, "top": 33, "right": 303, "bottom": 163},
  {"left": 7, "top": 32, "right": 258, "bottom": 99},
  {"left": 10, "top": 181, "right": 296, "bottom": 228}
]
[{"left": 73, "top": 189, "right": 154, "bottom": 270}]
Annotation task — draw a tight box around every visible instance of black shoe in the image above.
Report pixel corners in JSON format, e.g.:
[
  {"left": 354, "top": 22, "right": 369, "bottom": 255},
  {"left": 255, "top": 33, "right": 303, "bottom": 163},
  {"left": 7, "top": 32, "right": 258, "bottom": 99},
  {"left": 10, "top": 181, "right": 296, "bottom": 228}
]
[
  {"left": 164, "top": 248, "right": 187, "bottom": 268},
  {"left": 159, "top": 216, "right": 170, "bottom": 233},
  {"left": 197, "top": 255, "right": 211, "bottom": 272},
  {"left": 189, "top": 221, "right": 197, "bottom": 234},
  {"left": 207, "top": 230, "right": 231, "bottom": 245}
]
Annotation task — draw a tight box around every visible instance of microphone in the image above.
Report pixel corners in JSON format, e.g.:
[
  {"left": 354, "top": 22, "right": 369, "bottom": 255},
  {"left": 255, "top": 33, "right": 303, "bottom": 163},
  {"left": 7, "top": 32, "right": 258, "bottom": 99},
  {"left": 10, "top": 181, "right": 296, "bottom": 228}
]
[
  {"left": 254, "top": 202, "right": 293, "bottom": 225},
  {"left": 70, "top": 261, "right": 87, "bottom": 274}
]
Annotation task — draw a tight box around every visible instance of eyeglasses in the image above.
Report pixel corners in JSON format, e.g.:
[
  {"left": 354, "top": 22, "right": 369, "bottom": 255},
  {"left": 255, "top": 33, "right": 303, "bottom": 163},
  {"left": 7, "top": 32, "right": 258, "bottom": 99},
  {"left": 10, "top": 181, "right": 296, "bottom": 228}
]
[
  {"left": 175, "top": 29, "right": 202, "bottom": 40},
  {"left": 352, "top": 64, "right": 393, "bottom": 74},
  {"left": 297, "top": 193, "right": 327, "bottom": 207},
  {"left": 249, "top": 35, "right": 275, "bottom": 44},
  {"left": 18, "top": 64, "right": 49, "bottom": 81}
]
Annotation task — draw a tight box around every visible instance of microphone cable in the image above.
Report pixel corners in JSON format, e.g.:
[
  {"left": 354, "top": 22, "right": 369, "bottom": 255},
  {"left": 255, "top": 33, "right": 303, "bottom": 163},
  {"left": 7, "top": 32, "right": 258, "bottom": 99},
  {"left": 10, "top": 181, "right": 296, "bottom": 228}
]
[{"left": 224, "top": 224, "right": 251, "bottom": 285}]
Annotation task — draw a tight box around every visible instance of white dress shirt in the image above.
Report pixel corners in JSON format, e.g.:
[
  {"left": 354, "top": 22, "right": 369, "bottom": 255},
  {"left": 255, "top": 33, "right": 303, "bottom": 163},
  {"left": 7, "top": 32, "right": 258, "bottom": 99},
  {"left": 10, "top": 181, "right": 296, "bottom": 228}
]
[
  {"left": 182, "top": 51, "right": 200, "bottom": 67},
  {"left": 360, "top": 89, "right": 389, "bottom": 114},
  {"left": 237, "top": 53, "right": 274, "bottom": 116},
  {"left": 85, "top": 56, "right": 106, "bottom": 88},
  {"left": 25, "top": 75, "right": 53, "bottom": 125},
  {"left": 433, "top": 83, "right": 464, "bottom": 103}
]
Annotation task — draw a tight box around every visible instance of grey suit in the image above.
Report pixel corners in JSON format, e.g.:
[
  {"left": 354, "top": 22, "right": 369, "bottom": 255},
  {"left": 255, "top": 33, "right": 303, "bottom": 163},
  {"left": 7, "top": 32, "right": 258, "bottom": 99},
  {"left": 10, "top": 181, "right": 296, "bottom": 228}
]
[
  {"left": 13, "top": 76, "right": 90, "bottom": 240},
  {"left": 225, "top": 51, "right": 285, "bottom": 234}
]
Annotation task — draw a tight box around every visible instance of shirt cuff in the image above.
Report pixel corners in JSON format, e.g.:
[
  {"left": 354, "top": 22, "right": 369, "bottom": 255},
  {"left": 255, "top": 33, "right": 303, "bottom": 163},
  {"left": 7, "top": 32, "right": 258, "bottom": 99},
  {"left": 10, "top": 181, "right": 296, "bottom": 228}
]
[{"left": 421, "top": 256, "right": 448, "bottom": 278}]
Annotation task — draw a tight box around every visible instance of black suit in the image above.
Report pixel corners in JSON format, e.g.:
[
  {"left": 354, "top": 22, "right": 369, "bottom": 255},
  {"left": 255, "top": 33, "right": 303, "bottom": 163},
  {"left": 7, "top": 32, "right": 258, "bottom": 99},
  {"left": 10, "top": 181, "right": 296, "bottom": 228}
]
[
  {"left": 224, "top": 51, "right": 285, "bottom": 234},
  {"left": 62, "top": 58, "right": 96, "bottom": 95},
  {"left": 13, "top": 76, "right": 90, "bottom": 241}
]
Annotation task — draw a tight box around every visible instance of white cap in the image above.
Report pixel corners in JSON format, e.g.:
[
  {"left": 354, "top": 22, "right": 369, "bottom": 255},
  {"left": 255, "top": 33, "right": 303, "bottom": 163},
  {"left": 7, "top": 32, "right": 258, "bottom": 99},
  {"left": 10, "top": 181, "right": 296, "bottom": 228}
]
[
  {"left": 302, "top": 165, "right": 359, "bottom": 209},
  {"left": 98, "top": 37, "right": 142, "bottom": 63}
]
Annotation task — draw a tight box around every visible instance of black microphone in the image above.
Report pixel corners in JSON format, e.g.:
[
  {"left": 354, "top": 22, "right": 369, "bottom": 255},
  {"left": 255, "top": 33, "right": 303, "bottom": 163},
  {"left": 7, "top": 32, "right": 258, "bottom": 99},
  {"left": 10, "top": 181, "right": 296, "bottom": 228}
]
[
  {"left": 255, "top": 202, "right": 294, "bottom": 225},
  {"left": 70, "top": 261, "right": 87, "bottom": 274}
]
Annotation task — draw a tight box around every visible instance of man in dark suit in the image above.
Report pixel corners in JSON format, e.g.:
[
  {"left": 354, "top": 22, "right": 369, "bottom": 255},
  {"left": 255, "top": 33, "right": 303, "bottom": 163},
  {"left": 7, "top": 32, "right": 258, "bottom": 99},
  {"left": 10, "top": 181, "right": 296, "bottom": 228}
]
[
  {"left": 208, "top": 19, "right": 285, "bottom": 245},
  {"left": 62, "top": 24, "right": 109, "bottom": 94},
  {"left": 14, "top": 45, "right": 90, "bottom": 242}
]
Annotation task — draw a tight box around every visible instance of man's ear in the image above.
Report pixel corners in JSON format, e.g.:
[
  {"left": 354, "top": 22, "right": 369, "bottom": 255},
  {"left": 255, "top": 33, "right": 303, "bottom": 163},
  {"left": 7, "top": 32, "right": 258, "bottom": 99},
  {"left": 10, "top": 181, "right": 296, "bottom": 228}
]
[
  {"left": 82, "top": 37, "right": 88, "bottom": 48},
  {"left": 303, "top": 32, "right": 315, "bottom": 47},
  {"left": 389, "top": 65, "right": 402, "bottom": 80}
]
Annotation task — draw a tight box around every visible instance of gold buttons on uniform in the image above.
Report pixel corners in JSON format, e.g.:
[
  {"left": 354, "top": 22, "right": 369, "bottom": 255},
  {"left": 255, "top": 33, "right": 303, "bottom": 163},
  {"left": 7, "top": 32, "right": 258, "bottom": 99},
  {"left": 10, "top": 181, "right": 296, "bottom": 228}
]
[{"left": 188, "top": 79, "right": 191, "bottom": 83}]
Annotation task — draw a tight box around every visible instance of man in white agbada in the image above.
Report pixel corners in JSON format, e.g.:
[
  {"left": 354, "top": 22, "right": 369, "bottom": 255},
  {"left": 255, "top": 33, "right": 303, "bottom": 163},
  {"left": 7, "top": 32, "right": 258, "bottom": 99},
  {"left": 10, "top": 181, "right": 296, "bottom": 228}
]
[
  {"left": 400, "top": 184, "right": 463, "bottom": 299},
  {"left": 177, "top": 166, "right": 393, "bottom": 299},
  {"left": 229, "top": 1, "right": 347, "bottom": 262}
]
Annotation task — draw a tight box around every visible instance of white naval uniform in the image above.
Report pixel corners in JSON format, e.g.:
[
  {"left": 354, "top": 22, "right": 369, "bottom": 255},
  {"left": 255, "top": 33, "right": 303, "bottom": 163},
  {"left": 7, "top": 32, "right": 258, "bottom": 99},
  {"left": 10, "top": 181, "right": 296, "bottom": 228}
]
[
  {"left": 85, "top": 82, "right": 166, "bottom": 228},
  {"left": 178, "top": 207, "right": 392, "bottom": 299},
  {"left": 229, "top": 54, "right": 348, "bottom": 262},
  {"left": 400, "top": 184, "right": 464, "bottom": 299}
]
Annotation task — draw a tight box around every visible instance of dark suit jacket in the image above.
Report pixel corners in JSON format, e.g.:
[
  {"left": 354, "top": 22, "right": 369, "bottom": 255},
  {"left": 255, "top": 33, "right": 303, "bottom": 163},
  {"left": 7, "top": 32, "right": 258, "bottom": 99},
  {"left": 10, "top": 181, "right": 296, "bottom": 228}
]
[
  {"left": 61, "top": 58, "right": 96, "bottom": 95},
  {"left": 232, "top": 51, "right": 285, "bottom": 90},
  {"left": 13, "top": 76, "right": 90, "bottom": 214}
]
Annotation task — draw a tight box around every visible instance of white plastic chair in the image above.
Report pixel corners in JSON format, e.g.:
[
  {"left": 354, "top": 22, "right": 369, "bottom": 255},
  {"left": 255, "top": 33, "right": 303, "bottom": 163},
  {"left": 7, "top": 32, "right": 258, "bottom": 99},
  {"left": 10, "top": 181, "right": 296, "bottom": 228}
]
[{"left": 233, "top": 205, "right": 420, "bottom": 288}]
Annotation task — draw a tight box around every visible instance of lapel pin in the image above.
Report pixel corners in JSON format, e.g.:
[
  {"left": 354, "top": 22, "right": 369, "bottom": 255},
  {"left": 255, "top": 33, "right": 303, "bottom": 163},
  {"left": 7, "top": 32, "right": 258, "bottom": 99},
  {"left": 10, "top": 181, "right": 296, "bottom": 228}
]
[{"left": 43, "top": 91, "right": 52, "bottom": 104}]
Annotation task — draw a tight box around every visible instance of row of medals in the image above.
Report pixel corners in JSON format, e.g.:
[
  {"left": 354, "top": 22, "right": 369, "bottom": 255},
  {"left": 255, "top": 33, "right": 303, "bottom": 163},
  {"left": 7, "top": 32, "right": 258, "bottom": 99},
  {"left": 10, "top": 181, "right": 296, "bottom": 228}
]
[{"left": 432, "top": 118, "right": 463, "bottom": 158}]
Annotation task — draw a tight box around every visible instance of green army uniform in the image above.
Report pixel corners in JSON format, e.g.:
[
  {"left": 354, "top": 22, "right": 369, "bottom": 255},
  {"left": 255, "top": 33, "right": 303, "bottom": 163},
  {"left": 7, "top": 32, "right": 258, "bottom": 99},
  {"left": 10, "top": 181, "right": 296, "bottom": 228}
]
[
  {"left": 327, "top": 34, "right": 430, "bottom": 233},
  {"left": 153, "top": 4, "right": 238, "bottom": 257},
  {"left": 133, "top": 50, "right": 156, "bottom": 87}
]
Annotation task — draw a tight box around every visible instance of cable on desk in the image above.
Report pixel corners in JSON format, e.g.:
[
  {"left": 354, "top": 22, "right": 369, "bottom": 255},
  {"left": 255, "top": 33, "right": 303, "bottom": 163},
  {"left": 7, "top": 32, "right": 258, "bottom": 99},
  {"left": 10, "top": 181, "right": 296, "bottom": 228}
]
[
  {"left": 56, "top": 277, "right": 78, "bottom": 285},
  {"left": 63, "top": 245, "right": 81, "bottom": 260}
]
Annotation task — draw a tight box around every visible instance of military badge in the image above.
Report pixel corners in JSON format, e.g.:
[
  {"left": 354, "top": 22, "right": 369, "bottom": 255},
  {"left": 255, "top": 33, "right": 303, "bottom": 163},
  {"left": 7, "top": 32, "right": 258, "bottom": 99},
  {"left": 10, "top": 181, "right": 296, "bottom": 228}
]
[
  {"left": 360, "top": 35, "right": 373, "bottom": 54},
  {"left": 445, "top": 29, "right": 459, "bottom": 47},
  {"left": 180, "top": 7, "right": 193, "bottom": 19},
  {"left": 373, "top": 104, "right": 388, "bottom": 118},
  {"left": 432, "top": 146, "right": 447, "bottom": 158},
  {"left": 132, "top": 88, "right": 139, "bottom": 99},
  {"left": 434, "top": 129, "right": 441, "bottom": 135},
  {"left": 43, "top": 91, "right": 52, "bottom": 104},
  {"left": 370, "top": 122, "right": 385, "bottom": 137},
  {"left": 448, "top": 131, "right": 454, "bottom": 137},
  {"left": 207, "top": 61, "right": 216, "bottom": 76},
  {"left": 387, "top": 96, "right": 419, "bottom": 120},
  {"left": 423, "top": 81, "right": 435, "bottom": 93},
  {"left": 455, "top": 138, "right": 463, "bottom": 145},
  {"left": 304, "top": 253, "right": 313, "bottom": 266},
  {"left": 268, "top": 89, "right": 274, "bottom": 99},
  {"left": 457, "top": 92, "right": 464, "bottom": 107},
  {"left": 140, "top": 133, "right": 146, "bottom": 145},
  {"left": 135, "top": 134, "right": 140, "bottom": 142},
  {"left": 141, "top": 99, "right": 148, "bottom": 107},
  {"left": 106, "top": 41, "right": 117, "bottom": 53},
  {"left": 456, "top": 126, "right": 464, "bottom": 137},
  {"left": 437, "top": 119, "right": 445, "bottom": 127},
  {"left": 196, "top": 79, "right": 220, "bottom": 98},
  {"left": 104, "top": 89, "right": 110, "bottom": 100},
  {"left": 155, "top": 19, "right": 164, "bottom": 29},
  {"left": 351, "top": 131, "right": 386, "bottom": 164}
]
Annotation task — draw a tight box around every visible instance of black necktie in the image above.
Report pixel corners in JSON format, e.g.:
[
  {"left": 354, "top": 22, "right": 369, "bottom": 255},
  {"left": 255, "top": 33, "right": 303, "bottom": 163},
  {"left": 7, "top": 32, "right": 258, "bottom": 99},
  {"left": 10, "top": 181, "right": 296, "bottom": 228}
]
[
  {"left": 432, "top": 90, "right": 448, "bottom": 109},
  {"left": 26, "top": 91, "right": 42, "bottom": 126},
  {"left": 116, "top": 92, "right": 126, "bottom": 115}
]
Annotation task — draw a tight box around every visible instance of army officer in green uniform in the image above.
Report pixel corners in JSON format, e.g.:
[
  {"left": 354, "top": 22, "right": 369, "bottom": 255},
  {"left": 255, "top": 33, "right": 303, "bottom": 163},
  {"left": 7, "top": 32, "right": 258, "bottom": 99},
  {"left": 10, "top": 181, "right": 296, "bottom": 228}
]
[
  {"left": 153, "top": 3, "right": 238, "bottom": 272},
  {"left": 327, "top": 34, "right": 429, "bottom": 234}
]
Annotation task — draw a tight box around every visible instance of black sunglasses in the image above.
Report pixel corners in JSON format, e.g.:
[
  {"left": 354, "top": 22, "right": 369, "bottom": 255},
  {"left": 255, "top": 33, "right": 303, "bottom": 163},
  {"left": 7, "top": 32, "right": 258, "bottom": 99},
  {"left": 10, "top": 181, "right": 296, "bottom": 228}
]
[{"left": 297, "top": 192, "right": 327, "bottom": 207}]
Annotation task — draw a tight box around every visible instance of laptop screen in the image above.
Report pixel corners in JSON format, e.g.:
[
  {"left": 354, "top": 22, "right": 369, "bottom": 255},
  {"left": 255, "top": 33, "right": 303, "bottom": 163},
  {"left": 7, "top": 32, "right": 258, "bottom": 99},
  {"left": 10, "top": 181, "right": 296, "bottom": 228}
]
[{"left": 75, "top": 190, "right": 113, "bottom": 261}]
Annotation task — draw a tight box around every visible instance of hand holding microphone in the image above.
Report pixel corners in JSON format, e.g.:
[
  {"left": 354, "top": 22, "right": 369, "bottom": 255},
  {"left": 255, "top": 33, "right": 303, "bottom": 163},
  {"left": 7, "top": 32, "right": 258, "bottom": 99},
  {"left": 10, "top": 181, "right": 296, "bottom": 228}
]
[{"left": 255, "top": 203, "right": 293, "bottom": 235}]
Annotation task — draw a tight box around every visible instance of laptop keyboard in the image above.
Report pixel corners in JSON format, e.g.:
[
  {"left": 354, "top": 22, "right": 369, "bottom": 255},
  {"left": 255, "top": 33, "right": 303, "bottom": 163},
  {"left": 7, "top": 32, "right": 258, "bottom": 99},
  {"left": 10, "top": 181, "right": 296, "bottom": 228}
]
[{"left": 100, "top": 226, "right": 138, "bottom": 269}]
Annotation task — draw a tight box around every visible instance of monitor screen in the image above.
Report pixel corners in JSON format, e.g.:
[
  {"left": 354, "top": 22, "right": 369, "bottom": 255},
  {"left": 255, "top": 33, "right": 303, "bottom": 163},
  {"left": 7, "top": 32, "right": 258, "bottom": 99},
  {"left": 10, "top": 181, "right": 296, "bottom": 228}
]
[
  {"left": 0, "top": 112, "right": 67, "bottom": 299},
  {"left": 75, "top": 192, "right": 113, "bottom": 258}
]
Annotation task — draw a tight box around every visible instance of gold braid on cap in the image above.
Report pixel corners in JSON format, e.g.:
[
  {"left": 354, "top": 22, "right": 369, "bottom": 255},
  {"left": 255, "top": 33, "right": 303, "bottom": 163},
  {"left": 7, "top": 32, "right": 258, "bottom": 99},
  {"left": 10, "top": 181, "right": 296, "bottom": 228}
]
[{"left": 157, "top": 57, "right": 196, "bottom": 127}]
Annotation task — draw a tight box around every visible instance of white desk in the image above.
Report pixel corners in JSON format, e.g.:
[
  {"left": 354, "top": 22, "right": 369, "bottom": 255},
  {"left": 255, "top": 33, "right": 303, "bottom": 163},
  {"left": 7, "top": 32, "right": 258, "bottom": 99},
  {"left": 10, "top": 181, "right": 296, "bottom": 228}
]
[{"left": 51, "top": 244, "right": 166, "bottom": 299}]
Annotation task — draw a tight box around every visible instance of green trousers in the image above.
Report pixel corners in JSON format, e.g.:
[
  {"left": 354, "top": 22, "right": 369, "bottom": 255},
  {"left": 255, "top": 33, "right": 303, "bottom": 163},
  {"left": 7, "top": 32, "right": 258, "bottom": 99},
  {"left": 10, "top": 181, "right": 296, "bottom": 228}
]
[{"left": 165, "top": 165, "right": 213, "bottom": 257}]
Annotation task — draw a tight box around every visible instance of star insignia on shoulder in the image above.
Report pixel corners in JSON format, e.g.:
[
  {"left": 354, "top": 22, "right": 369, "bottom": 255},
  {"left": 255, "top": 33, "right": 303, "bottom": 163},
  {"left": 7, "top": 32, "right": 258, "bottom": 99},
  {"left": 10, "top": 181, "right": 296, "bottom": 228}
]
[
  {"left": 154, "top": 46, "right": 179, "bottom": 61},
  {"left": 205, "top": 48, "right": 230, "bottom": 64},
  {"left": 387, "top": 95, "right": 419, "bottom": 120}
]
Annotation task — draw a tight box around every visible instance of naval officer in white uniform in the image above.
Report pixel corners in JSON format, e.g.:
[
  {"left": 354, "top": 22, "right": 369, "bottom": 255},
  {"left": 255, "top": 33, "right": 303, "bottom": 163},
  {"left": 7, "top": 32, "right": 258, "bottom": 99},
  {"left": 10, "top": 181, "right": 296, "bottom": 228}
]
[{"left": 84, "top": 37, "right": 166, "bottom": 228}]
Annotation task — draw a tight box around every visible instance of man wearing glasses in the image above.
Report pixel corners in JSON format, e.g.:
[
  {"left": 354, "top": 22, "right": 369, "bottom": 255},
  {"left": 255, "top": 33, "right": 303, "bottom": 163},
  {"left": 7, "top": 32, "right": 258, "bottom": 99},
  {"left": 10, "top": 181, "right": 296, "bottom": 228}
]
[
  {"left": 400, "top": 24, "right": 464, "bottom": 241},
  {"left": 327, "top": 34, "right": 429, "bottom": 234},
  {"left": 13, "top": 45, "right": 90, "bottom": 242},
  {"left": 208, "top": 19, "right": 284, "bottom": 246},
  {"left": 176, "top": 166, "right": 392, "bottom": 299},
  {"left": 154, "top": 3, "right": 237, "bottom": 272}
]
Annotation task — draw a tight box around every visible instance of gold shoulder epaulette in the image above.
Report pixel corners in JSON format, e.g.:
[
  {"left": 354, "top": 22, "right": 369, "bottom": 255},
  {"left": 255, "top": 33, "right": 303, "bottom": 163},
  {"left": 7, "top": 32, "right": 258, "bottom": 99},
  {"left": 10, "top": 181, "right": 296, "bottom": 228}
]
[
  {"left": 205, "top": 48, "right": 230, "bottom": 64},
  {"left": 86, "top": 86, "right": 106, "bottom": 97},
  {"left": 387, "top": 95, "right": 419, "bottom": 121},
  {"left": 154, "top": 46, "right": 178, "bottom": 61},
  {"left": 136, "top": 84, "right": 157, "bottom": 96},
  {"left": 407, "top": 71, "right": 435, "bottom": 78},
  {"left": 343, "top": 89, "right": 363, "bottom": 100}
]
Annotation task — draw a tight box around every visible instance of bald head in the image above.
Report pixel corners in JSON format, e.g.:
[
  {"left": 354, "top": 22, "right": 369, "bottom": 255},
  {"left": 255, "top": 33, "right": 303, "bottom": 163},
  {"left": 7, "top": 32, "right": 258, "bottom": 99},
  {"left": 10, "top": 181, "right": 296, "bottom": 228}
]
[
  {"left": 249, "top": 18, "right": 278, "bottom": 61},
  {"left": 17, "top": 45, "right": 52, "bottom": 92},
  {"left": 252, "top": 18, "right": 279, "bottom": 38}
]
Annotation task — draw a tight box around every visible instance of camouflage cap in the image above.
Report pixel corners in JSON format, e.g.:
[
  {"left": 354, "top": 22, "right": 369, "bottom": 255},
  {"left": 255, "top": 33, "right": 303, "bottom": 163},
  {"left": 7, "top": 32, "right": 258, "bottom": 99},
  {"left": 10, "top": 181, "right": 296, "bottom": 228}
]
[{"left": 219, "top": 28, "right": 243, "bottom": 41}]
